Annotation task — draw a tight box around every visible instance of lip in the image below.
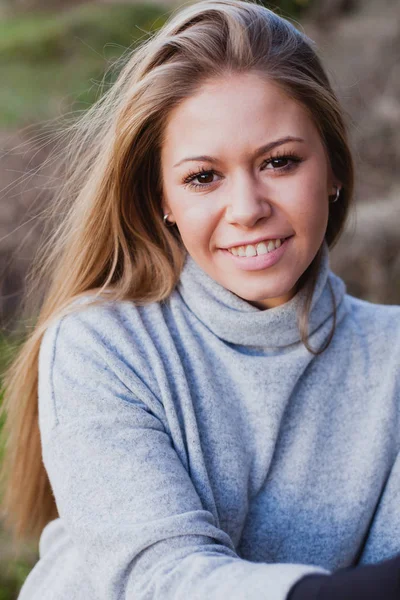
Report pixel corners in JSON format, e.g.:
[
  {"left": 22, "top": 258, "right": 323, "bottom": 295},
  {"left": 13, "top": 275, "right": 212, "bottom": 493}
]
[
  {"left": 221, "top": 234, "right": 293, "bottom": 250},
  {"left": 221, "top": 235, "right": 293, "bottom": 271}
]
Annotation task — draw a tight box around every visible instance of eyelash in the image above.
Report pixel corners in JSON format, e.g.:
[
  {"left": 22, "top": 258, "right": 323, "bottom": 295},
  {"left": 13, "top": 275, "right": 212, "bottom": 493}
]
[{"left": 182, "top": 151, "right": 303, "bottom": 190}]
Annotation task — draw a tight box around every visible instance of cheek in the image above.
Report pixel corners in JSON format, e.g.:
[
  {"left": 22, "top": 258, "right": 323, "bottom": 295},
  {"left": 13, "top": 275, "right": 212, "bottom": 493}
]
[
  {"left": 288, "top": 174, "right": 329, "bottom": 234},
  {"left": 162, "top": 173, "right": 216, "bottom": 249},
  {"left": 172, "top": 198, "right": 219, "bottom": 248},
  {"left": 172, "top": 193, "right": 216, "bottom": 228}
]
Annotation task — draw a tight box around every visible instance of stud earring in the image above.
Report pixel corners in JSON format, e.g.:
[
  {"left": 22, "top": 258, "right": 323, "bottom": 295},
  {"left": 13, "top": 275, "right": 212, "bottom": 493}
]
[
  {"left": 163, "top": 213, "right": 176, "bottom": 227},
  {"left": 330, "top": 187, "right": 341, "bottom": 203}
]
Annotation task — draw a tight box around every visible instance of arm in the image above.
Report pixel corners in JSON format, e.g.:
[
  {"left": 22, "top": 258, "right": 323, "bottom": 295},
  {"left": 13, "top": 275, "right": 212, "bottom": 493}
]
[
  {"left": 288, "top": 441, "right": 400, "bottom": 600},
  {"left": 287, "top": 553, "right": 400, "bottom": 600},
  {"left": 357, "top": 445, "right": 400, "bottom": 565},
  {"left": 38, "top": 306, "right": 329, "bottom": 600}
]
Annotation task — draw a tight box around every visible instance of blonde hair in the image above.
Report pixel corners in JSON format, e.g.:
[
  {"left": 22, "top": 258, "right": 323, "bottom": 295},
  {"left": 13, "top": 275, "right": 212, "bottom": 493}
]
[{"left": 0, "top": 0, "right": 354, "bottom": 542}]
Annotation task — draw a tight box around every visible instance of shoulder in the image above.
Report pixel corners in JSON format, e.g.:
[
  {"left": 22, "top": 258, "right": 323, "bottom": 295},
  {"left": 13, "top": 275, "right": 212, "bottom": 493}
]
[
  {"left": 39, "top": 293, "right": 168, "bottom": 399},
  {"left": 345, "top": 293, "right": 400, "bottom": 325},
  {"left": 342, "top": 293, "right": 400, "bottom": 346},
  {"left": 38, "top": 293, "right": 169, "bottom": 434},
  {"left": 41, "top": 292, "right": 165, "bottom": 356}
]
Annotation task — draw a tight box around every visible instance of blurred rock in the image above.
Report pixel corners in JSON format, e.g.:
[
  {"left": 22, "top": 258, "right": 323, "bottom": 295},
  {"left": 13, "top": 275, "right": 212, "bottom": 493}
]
[
  {"left": 302, "top": 0, "right": 400, "bottom": 202},
  {"left": 307, "top": 0, "right": 357, "bottom": 23},
  {"left": 331, "top": 187, "right": 400, "bottom": 305},
  {"left": 0, "top": 129, "right": 53, "bottom": 332}
]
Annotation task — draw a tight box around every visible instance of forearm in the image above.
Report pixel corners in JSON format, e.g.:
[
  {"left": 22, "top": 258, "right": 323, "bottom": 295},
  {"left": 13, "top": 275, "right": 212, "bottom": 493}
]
[{"left": 287, "top": 553, "right": 400, "bottom": 600}]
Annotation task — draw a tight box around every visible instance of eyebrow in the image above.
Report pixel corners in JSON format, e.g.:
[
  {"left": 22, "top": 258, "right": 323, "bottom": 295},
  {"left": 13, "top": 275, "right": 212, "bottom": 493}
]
[{"left": 172, "top": 136, "right": 305, "bottom": 168}]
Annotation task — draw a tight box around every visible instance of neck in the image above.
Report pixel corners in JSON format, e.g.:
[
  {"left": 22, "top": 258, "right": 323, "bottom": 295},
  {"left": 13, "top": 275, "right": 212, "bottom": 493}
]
[{"left": 176, "top": 240, "right": 347, "bottom": 349}]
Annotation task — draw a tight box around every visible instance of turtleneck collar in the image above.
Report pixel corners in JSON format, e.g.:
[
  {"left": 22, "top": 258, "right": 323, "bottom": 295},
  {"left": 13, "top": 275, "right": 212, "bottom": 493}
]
[{"left": 176, "top": 240, "right": 347, "bottom": 349}]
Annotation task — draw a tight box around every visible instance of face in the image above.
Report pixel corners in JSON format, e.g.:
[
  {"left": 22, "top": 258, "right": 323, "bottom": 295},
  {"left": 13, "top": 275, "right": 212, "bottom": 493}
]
[{"left": 160, "top": 71, "right": 341, "bottom": 309}]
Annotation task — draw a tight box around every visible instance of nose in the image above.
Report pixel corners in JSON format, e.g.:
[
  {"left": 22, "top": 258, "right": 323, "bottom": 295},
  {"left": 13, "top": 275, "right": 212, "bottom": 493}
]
[{"left": 224, "top": 172, "right": 272, "bottom": 228}]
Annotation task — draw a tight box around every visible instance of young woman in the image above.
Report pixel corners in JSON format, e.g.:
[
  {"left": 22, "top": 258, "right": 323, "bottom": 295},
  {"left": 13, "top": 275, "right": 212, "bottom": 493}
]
[{"left": 1, "top": 1, "right": 400, "bottom": 598}]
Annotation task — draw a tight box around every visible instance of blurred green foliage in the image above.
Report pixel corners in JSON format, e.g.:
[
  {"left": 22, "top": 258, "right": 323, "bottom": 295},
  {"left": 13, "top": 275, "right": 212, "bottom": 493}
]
[
  {"left": 0, "top": 3, "right": 168, "bottom": 61},
  {"left": 0, "top": 557, "right": 34, "bottom": 600},
  {"left": 0, "top": 2, "right": 169, "bottom": 128}
]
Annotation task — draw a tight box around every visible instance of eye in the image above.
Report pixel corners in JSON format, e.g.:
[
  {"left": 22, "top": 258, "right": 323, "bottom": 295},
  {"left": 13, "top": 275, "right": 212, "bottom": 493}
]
[
  {"left": 194, "top": 171, "right": 214, "bottom": 184},
  {"left": 261, "top": 151, "right": 303, "bottom": 172},
  {"left": 182, "top": 167, "right": 220, "bottom": 190},
  {"left": 267, "top": 157, "right": 290, "bottom": 168}
]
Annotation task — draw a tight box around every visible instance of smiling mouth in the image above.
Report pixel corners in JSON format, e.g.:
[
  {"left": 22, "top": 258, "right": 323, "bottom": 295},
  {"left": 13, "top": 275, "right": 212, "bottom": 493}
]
[{"left": 226, "top": 236, "right": 291, "bottom": 257}]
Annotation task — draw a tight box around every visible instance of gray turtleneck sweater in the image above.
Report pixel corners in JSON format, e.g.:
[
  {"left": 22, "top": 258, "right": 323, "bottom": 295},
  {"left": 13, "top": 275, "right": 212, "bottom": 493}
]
[{"left": 18, "top": 242, "right": 400, "bottom": 600}]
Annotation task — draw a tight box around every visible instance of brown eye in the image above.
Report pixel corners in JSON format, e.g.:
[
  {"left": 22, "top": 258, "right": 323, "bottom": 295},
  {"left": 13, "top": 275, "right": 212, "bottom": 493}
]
[
  {"left": 261, "top": 152, "right": 302, "bottom": 173},
  {"left": 270, "top": 158, "right": 290, "bottom": 168},
  {"left": 197, "top": 172, "right": 214, "bottom": 184},
  {"left": 183, "top": 168, "right": 219, "bottom": 190}
]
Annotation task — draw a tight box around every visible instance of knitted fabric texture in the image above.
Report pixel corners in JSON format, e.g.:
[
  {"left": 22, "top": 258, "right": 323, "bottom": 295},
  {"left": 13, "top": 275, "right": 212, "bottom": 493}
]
[{"left": 19, "top": 240, "right": 400, "bottom": 599}]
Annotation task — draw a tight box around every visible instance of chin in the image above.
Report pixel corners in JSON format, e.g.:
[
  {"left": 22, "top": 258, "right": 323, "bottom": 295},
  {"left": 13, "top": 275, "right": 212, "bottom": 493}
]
[
  {"left": 230, "top": 273, "right": 298, "bottom": 300},
  {"left": 229, "top": 283, "right": 296, "bottom": 307}
]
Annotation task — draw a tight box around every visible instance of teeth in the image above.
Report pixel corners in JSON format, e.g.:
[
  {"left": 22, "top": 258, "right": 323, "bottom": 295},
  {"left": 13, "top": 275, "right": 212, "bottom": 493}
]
[
  {"left": 228, "top": 238, "right": 284, "bottom": 257},
  {"left": 245, "top": 245, "right": 257, "bottom": 257},
  {"left": 256, "top": 242, "right": 268, "bottom": 255}
]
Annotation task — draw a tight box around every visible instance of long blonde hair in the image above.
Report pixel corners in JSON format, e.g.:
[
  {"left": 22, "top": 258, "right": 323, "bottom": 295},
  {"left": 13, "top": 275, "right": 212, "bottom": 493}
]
[{"left": 0, "top": 0, "right": 354, "bottom": 542}]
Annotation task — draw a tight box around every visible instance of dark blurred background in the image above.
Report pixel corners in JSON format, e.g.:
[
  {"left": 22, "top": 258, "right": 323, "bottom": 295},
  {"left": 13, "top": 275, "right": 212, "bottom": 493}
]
[{"left": 0, "top": 0, "right": 399, "bottom": 596}]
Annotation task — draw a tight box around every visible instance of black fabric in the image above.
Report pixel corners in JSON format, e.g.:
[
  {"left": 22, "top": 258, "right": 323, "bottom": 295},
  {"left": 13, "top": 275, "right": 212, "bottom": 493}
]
[{"left": 287, "top": 553, "right": 400, "bottom": 600}]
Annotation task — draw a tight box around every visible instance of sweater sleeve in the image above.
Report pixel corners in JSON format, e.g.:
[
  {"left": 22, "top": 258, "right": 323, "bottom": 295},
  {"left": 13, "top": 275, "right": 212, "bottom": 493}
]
[
  {"left": 37, "top": 307, "right": 329, "bottom": 600},
  {"left": 287, "top": 437, "right": 400, "bottom": 600},
  {"left": 357, "top": 447, "right": 400, "bottom": 566}
]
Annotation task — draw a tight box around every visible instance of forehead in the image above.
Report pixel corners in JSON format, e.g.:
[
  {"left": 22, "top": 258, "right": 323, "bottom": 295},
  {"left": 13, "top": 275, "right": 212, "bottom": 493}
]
[{"left": 161, "top": 71, "right": 319, "bottom": 162}]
